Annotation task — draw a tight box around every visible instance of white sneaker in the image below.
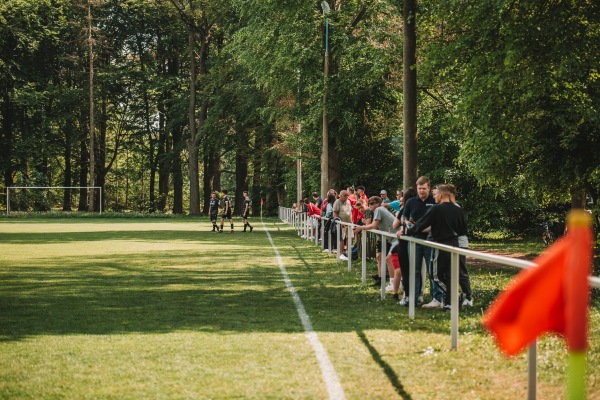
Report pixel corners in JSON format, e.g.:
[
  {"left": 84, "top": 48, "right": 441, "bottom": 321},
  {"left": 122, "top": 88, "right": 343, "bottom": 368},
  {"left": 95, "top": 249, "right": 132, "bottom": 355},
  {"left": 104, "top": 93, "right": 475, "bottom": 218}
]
[
  {"left": 385, "top": 283, "right": 394, "bottom": 292},
  {"left": 422, "top": 299, "right": 444, "bottom": 309},
  {"left": 339, "top": 254, "right": 349, "bottom": 261},
  {"left": 399, "top": 296, "right": 409, "bottom": 306},
  {"left": 462, "top": 296, "right": 473, "bottom": 307},
  {"left": 322, "top": 249, "right": 331, "bottom": 253}
]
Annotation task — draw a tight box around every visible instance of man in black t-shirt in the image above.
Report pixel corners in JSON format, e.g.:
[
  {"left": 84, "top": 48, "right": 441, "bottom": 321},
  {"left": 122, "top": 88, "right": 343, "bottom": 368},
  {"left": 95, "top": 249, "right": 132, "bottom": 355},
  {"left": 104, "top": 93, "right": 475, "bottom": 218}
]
[
  {"left": 209, "top": 192, "right": 220, "bottom": 232},
  {"left": 242, "top": 191, "right": 253, "bottom": 232},
  {"left": 312, "top": 192, "right": 323, "bottom": 210},
  {"left": 404, "top": 184, "right": 468, "bottom": 310},
  {"left": 219, "top": 190, "right": 234, "bottom": 234},
  {"left": 402, "top": 176, "right": 438, "bottom": 308}
]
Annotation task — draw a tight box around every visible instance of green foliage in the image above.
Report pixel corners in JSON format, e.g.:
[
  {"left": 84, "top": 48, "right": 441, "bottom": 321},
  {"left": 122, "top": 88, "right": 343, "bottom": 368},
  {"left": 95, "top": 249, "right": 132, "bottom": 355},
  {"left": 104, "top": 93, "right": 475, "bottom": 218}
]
[
  {"left": 420, "top": 0, "right": 600, "bottom": 198},
  {"left": 2, "top": 0, "right": 599, "bottom": 237}
]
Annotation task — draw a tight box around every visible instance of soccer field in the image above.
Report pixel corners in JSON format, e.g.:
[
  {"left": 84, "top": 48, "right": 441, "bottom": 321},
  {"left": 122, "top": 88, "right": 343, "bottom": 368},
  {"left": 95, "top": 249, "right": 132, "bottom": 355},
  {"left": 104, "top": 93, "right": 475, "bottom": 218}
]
[{"left": 0, "top": 218, "right": 598, "bottom": 399}]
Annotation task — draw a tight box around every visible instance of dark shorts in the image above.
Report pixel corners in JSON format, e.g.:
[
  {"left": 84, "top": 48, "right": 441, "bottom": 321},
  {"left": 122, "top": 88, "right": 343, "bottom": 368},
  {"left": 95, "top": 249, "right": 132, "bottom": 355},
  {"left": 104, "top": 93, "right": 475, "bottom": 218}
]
[
  {"left": 221, "top": 210, "right": 232, "bottom": 219},
  {"left": 376, "top": 239, "right": 391, "bottom": 254}
]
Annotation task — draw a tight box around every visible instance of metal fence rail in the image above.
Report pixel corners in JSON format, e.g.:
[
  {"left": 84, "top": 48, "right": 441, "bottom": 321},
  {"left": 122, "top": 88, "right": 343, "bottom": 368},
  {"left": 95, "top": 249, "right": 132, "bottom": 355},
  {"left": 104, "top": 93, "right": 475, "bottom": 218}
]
[{"left": 278, "top": 206, "right": 600, "bottom": 400}]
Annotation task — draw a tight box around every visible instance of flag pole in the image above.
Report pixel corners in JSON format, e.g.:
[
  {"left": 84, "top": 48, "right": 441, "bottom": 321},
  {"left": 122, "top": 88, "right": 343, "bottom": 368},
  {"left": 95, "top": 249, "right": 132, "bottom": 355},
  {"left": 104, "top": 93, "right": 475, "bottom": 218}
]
[
  {"left": 565, "top": 209, "right": 592, "bottom": 400},
  {"left": 567, "top": 352, "right": 586, "bottom": 400}
]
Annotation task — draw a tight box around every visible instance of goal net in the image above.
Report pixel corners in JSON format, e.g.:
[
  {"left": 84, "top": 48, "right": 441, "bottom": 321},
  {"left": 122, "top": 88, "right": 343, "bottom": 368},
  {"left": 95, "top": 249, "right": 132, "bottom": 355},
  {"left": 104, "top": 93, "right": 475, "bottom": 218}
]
[{"left": 4, "top": 187, "right": 103, "bottom": 215}]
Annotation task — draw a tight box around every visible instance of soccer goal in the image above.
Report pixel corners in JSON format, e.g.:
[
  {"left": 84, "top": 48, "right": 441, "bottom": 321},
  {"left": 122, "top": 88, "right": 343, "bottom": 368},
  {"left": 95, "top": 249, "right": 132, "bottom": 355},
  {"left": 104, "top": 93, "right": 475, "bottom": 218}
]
[{"left": 5, "top": 186, "right": 103, "bottom": 215}]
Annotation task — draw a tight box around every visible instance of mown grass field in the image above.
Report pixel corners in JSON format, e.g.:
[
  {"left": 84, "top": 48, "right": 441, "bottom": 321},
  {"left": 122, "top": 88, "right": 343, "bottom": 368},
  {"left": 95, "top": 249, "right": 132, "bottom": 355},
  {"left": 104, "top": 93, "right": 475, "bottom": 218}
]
[{"left": 0, "top": 217, "right": 598, "bottom": 399}]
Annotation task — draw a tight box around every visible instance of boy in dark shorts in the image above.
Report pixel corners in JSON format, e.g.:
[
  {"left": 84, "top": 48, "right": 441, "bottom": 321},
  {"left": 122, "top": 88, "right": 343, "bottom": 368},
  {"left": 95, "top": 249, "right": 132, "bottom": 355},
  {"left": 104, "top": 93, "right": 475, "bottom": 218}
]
[
  {"left": 242, "top": 191, "right": 253, "bottom": 232},
  {"left": 209, "top": 192, "right": 220, "bottom": 232},
  {"left": 219, "top": 190, "right": 234, "bottom": 234}
]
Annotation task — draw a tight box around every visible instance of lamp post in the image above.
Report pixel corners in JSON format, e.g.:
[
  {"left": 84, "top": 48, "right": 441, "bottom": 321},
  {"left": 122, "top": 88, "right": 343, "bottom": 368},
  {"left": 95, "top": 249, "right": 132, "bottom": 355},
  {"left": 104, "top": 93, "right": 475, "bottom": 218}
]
[
  {"left": 296, "top": 71, "right": 302, "bottom": 204},
  {"left": 320, "top": 1, "right": 330, "bottom": 198}
]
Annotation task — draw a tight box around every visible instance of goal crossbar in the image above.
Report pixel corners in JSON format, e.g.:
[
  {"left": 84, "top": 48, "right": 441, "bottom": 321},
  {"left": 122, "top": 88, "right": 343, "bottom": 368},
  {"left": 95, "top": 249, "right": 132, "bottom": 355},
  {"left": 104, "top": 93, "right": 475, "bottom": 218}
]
[{"left": 5, "top": 186, "right": 103, "bottom": 215}]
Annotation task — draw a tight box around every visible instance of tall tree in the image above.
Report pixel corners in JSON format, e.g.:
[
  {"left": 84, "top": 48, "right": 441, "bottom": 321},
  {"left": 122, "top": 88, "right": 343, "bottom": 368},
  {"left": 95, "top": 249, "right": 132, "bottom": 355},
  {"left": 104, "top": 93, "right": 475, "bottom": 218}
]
[
  {"left": 403, "top": 0, "right": 418, "bottom": 189},
  {"left": 87, "top": 0, "right": 96, "bottom": 211},
  {"left": 421, "top": 0, "right": 600, "bottom": 207}
]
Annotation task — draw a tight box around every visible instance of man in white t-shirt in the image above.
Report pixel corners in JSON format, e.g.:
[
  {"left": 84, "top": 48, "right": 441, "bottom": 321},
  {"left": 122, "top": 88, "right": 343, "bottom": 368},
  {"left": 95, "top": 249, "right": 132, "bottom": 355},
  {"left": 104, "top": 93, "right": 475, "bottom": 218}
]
[{"left": 333, "top": 190, "right": 352, "bottom": 259}]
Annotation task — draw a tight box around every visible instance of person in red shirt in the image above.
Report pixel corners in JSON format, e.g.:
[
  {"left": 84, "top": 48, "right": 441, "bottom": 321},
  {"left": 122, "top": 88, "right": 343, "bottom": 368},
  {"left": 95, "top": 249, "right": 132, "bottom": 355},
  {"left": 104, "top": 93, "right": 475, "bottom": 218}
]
[
  {"left": 356, "top": 186, "right": 368, "bottom": 203},
  {"left": 347, "top": 187, "right": 360, "bottom": 224},
  {"left": 303, "top": 197, "right": 321, "bottom": 239}
]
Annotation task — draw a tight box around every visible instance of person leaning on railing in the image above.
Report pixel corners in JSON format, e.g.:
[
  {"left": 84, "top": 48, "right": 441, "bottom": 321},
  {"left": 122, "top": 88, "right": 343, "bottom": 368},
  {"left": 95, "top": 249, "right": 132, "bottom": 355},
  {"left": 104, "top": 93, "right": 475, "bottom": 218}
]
[
  {"left": 333, "top": 190, "right": 353, "bottom": 260},
  {"left": 352, "top": 196, "right": 398, "bottom": 288},
  {"left": 399, "top": 184, "right": 468, "bottom": 311}
]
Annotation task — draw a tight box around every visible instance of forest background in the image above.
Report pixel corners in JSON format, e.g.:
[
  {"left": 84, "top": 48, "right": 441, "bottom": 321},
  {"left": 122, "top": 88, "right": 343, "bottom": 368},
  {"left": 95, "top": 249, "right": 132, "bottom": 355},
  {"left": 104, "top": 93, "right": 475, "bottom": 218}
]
[{"left": 1, "top": 0, "right": 599, "bottom": 240}]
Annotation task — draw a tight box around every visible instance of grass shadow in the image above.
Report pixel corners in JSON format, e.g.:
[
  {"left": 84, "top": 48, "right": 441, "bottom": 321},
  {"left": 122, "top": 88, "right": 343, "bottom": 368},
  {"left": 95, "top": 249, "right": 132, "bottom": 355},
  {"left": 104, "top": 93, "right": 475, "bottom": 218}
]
[{"left": 357, "top": 330, "right": 413, "bottom": 399}]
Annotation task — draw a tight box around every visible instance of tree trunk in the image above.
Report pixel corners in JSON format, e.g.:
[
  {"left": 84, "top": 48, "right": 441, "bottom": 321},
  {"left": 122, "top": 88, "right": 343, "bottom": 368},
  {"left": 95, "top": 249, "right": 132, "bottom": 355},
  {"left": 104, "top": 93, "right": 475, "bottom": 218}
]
[
  {"left": 402, "top": 0, "right": 418, "bottom": 190},
  {"left": 570, "top": 187, "right": 586, "bottom": 209},
  {"left": 251, "top": 140, "right": 263, "bottom": 216},
  {"left": 78, "top": 133, "right": 88, "bottom": 211},
  {"left": 166, "top": 54, "right": 183, "bottom": 214},
  {"left": 95, "top": 92, "right": 108, "bottom": 212},
  {"left": 1, "top": 86, "right": 14, "bottom": 196},
  {"left": 62, "top": 119, "right": 73, "bottom": 211},
  {"left": 87, "top": 0, "right": 95, "bottom": 211},
  {"left": 234, "top": 128, "right": 249, "bottom": 215},
  {"left": 157, "top": 109, "right": 169, "bottom": 212},
  {"left": 172, "top": 124, "right": 184, "bottom": 214},
  {"left": 202, "top": 149, "right": 220, "bottom": 215},
  {"left": 186, "top": 23, "right": 201, "bottom": 215}
]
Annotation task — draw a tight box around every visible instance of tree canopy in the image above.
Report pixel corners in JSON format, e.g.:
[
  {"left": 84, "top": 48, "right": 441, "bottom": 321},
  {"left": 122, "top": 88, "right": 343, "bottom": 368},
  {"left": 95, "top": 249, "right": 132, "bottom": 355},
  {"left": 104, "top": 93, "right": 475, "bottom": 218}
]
[{"left": 1, "top": 0, "right": 598, "bottom": 235}]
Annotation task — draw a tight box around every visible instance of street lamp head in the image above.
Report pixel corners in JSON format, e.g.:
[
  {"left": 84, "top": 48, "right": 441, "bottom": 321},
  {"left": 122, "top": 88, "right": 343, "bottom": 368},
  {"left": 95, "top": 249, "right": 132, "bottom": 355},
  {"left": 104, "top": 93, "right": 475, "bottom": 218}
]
[{"left": 321, "top": 1, "right": 330, "bottom": 14}]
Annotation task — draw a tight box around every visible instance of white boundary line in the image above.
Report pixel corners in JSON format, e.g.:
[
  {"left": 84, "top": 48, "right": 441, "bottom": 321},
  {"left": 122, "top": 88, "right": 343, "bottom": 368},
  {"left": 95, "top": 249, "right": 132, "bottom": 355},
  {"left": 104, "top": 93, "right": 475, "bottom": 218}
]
[{"left": 262, "top": 221, "right": 346, "bottom": 400}]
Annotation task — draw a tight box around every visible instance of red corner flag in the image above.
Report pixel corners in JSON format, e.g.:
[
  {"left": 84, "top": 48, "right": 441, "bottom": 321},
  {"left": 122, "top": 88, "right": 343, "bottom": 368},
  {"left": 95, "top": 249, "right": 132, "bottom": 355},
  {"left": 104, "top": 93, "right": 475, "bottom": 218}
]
[{"left": 483, "top": 210, "right": 593, "bottom": 356}]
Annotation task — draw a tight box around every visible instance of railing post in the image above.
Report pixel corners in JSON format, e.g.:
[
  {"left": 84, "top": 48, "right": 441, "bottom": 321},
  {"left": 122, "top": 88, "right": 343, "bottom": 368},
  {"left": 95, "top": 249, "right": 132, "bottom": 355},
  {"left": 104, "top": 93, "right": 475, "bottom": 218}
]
[
  {"left": 328, "top": 223, "right": 332, "bottom": 253},
  {"left": 321, "top": 218, "right": 326, "bottom": 250},
  {"left": 347, "top": 223, "right": 353, "bottom": 271},
  {"left": 361, "top": 230, "right": 367, "bottom": 284},
  {"left": 336, "top": 221, "right": 341, "bottom": 262},
  {"left": 409, "top": 240, "right": 416, "bottom": 319},
  {"left": 380, "top": 236, "right": 387, "bottom": 299},
  {"left": 528, "top": 342, "right": 537, "bottom": 400},
  {"left": 451, "top": 251, "right": 460, "bottom": 350}
]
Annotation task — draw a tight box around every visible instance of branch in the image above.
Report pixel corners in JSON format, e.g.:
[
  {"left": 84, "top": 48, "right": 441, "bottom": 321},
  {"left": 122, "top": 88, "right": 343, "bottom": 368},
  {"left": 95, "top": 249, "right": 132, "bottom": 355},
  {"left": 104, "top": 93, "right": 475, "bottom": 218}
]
[
  {"left": 350, "top": 4, "right": 367, "bottom": 29},
  {"left": 418, "top": 87, "right": 451, "bottom": 110}
]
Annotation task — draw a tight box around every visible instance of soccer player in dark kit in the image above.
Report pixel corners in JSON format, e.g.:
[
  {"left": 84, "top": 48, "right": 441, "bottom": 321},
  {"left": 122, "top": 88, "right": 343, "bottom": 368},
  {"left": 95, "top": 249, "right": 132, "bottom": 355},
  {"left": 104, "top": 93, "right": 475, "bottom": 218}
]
[
  {"left": 209, "top": 192, "right": 220, "bottom": 232},
  {"left": 219, "top": 190, "right": 234, "bottom": 234},
  {"left": 241, "top": 191, "right": 253, "bottom": 232}
]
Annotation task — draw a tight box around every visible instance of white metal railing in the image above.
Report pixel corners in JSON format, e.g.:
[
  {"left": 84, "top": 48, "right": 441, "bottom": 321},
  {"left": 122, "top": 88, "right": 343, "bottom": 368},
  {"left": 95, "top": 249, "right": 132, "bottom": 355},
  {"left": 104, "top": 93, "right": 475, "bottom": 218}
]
[{"left": 278, "top": 206, "right": 600, "bottom": 400}]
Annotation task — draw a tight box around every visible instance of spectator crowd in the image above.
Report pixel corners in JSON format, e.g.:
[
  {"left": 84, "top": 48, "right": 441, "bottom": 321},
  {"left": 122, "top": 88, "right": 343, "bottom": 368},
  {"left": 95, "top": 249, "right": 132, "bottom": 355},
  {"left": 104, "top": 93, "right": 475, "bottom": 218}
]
[{"left": 292, "top": 176, "right": 473, "bottom": 311}]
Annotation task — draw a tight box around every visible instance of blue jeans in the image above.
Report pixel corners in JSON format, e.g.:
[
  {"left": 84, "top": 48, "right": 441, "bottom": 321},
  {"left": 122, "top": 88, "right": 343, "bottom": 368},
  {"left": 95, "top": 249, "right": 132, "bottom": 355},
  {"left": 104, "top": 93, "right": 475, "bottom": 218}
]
[
  {"left": 421, "top": 244, "right": 444, "bottom": 302},
  {"left": 411, "top": 243, "right": 442, "bottom": 302},
  {"left": 406, "top": 243, "right": 426, "bottom": 301}
]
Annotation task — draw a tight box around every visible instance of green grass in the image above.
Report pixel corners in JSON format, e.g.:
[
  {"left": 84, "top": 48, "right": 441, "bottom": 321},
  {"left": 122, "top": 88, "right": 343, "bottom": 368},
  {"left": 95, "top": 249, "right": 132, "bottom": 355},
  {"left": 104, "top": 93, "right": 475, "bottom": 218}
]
[{"left": 0, "top": 218, "right": 598, "bottom": 399}]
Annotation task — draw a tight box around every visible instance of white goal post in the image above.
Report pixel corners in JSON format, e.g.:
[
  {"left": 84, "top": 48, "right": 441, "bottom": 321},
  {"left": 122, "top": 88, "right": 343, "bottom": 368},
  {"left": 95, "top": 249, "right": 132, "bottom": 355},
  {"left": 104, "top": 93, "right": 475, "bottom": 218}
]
[{"left": 5, "top": 186, "right": 103, "bottom": 215}]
